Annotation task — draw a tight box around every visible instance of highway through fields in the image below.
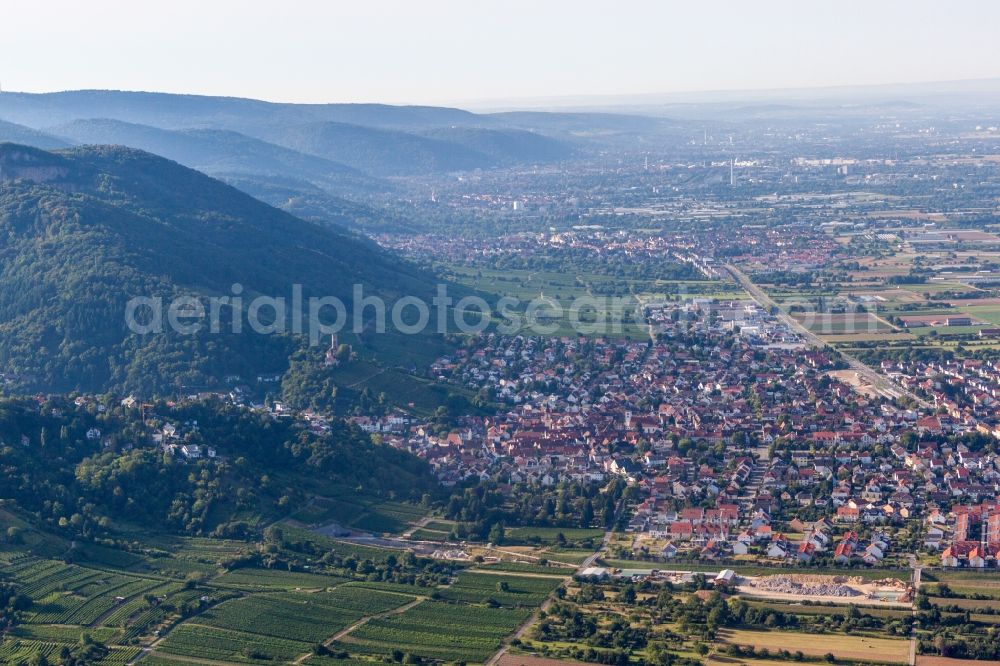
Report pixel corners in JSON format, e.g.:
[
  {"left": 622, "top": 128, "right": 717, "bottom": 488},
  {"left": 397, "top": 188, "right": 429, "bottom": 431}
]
[{"left": 726, "top": 263, "right": 932, "bottom": 409}]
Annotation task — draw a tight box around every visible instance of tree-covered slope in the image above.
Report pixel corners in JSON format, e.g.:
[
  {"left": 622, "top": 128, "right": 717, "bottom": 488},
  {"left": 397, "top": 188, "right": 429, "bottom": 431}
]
[
  {"left": 0, "top": 143, "right": 435, "bottom": 395},
  {"left": 0, "top": 394, "right": 441, "bottom": 538}
]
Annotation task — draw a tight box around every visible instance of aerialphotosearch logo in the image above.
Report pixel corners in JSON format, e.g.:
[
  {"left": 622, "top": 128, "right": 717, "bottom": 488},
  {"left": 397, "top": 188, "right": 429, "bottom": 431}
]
[
  {"left": 124, "top": 283, "right": 644, "bottom": 342},
  {"left": 125, "top": 283, "right": 884, "bottom": 342}
]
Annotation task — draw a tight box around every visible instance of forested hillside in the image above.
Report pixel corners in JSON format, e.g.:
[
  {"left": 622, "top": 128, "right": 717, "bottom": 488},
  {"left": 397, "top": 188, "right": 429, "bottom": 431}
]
[{"left": 0, "top": 143, "right": 435, "bottom": 395}]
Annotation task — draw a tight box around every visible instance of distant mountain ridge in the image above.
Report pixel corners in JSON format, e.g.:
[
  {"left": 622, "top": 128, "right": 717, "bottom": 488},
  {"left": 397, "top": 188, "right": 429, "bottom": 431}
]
[
  {"left": 0, "top": 90, "right": 482, "bottom": 130},
  {"left": 0, "top": 90, "right": 582, "bottom": 189},
  {"left": 49, "top": 118, "right": 380, "bottom": 194},
  {"left": 0, "top": 119, "right": 69, "bottom": 149},
  {"left": 0, "top": 89, "right": 682, "bottom": 236}
]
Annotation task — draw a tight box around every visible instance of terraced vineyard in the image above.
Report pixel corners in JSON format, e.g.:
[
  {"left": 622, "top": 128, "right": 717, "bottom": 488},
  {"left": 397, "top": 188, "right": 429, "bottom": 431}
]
[
  {"left": 0, "top": 507, "right": 565, "bottom": 665},
  {"left": 100, "top": 581, "right": 182, "bottom": 626},
  {"left": 120, "top": 587, "right": 217, "bottom": 641},
  {"left": 0, "top": 637, "right": 141, "bottom": 665},
  {"left": 1, "top": 557, "right": 164, "bottom": 625},
  {"left": 0, "top": 639, "right": 59, "bottom": 663},
  {"left": 9, "top": 624, "right": 121, "bottom": 643}
]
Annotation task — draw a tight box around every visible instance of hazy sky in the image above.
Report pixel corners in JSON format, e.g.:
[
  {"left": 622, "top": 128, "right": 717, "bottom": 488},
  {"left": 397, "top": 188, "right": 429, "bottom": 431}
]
[{"left": 2, "top": 0, "right": 999, "bottom": 106}]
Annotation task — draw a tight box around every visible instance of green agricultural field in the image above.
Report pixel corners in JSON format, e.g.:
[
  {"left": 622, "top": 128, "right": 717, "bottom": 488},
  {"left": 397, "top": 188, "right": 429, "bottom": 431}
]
[
  {"left": 292, "top": 488, "right": 427, "bottom": 532},
  {"left": 170, "top": 536, "right": 250, "bottom": 562},
  {"left": 140, "top": 555, "right": 222, "bottom": 579},
  {"left": 340, "top": 579, "right": 440, "bottom": 595},
  {"left": 791, "top": 311, "right": 894, "bottom": 335},
  {"left": 409, "top": 527, "right": 450, "bottom": 541},
  {"left": 194, "top": 588, "right": 415, "bottom": 643},
  {"left": 903, "top": 282, "right": 980, "bottom": 295},
  {"left": 367, "top": 501, "right": 428, "bottom": 524},
  {"left": 824, "top": 332, "right": 915, "bottom": 343},
  {"left": 438, "top": 264, "right": 661, "bottom": 339},
  {"left": 927, "top": 570, "right": 1000, "bottom": 585},
  {"left": 924, "top": 584, "right": 1000, "bottom": 600},
  {"left": 541, "top": 547, "right": 600, "bottom": 565},
  {"left": 351, "top": 510, "right": 408, "bottom": 534},
  {"left": 424, "top": 519, "right": 458, "bottom": 532},
  {"left": 348, "top": 367, "right": 485, "bottom": 416},
  {"left": 504, "top": 526, "right": 605, "bottom": 546},
  {"left": 437, "top": 571, "right": 562, "bottom": 607},
  {"left": 156, "top": 623, "right": 313, "bottom": 663},
  {"left": 290, "top": 495, "right": 427, "bottom": 534},
  {"left": 74, "top": 542, "right": 150, "bottom": 571},
  {"left": 335, "top": 600, "right": 532, "bottom": 663},
  {"left": 930, "top": 596, "right": 1000, "bottom": 611},
  {"left": 291, "top": 494, "right": 369, "bottom": 525},
  {"left": 964, "top": 304, "right": 1000, "bottom": 325},
  {"left": 276, "top": 525, "right": 408, "bottom": 564},
  {"left": 212, "top": 567, "right": 348, "bottom": 590}
]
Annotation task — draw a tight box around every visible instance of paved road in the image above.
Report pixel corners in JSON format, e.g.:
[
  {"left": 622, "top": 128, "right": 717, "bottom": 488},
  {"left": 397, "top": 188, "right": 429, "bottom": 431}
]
[{"left": 726, "top": 264, "right": 932, "bottom": 409}]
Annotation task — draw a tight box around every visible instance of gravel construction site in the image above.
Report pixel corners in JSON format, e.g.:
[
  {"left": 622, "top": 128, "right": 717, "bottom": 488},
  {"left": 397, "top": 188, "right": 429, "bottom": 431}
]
[{"left": 735, "top": 573, "right": 912, "bottom": 606}]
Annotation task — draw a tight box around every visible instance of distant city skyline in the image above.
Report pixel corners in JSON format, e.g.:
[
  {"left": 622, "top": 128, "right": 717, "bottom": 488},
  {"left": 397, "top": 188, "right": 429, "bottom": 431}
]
[{"left": 2, "top": 0, "right": 999, "bottom": 106}]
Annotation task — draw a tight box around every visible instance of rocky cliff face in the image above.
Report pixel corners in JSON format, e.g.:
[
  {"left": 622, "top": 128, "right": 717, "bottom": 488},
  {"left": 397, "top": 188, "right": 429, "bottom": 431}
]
[{"left": 0, "top": 144, "right": 72, "bottom": 184}]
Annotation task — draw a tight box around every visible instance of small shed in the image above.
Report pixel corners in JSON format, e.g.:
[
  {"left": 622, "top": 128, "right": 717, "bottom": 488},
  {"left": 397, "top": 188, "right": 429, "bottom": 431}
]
[{"left": 714, "top": 569, "right": 736, "bottom": 587}]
